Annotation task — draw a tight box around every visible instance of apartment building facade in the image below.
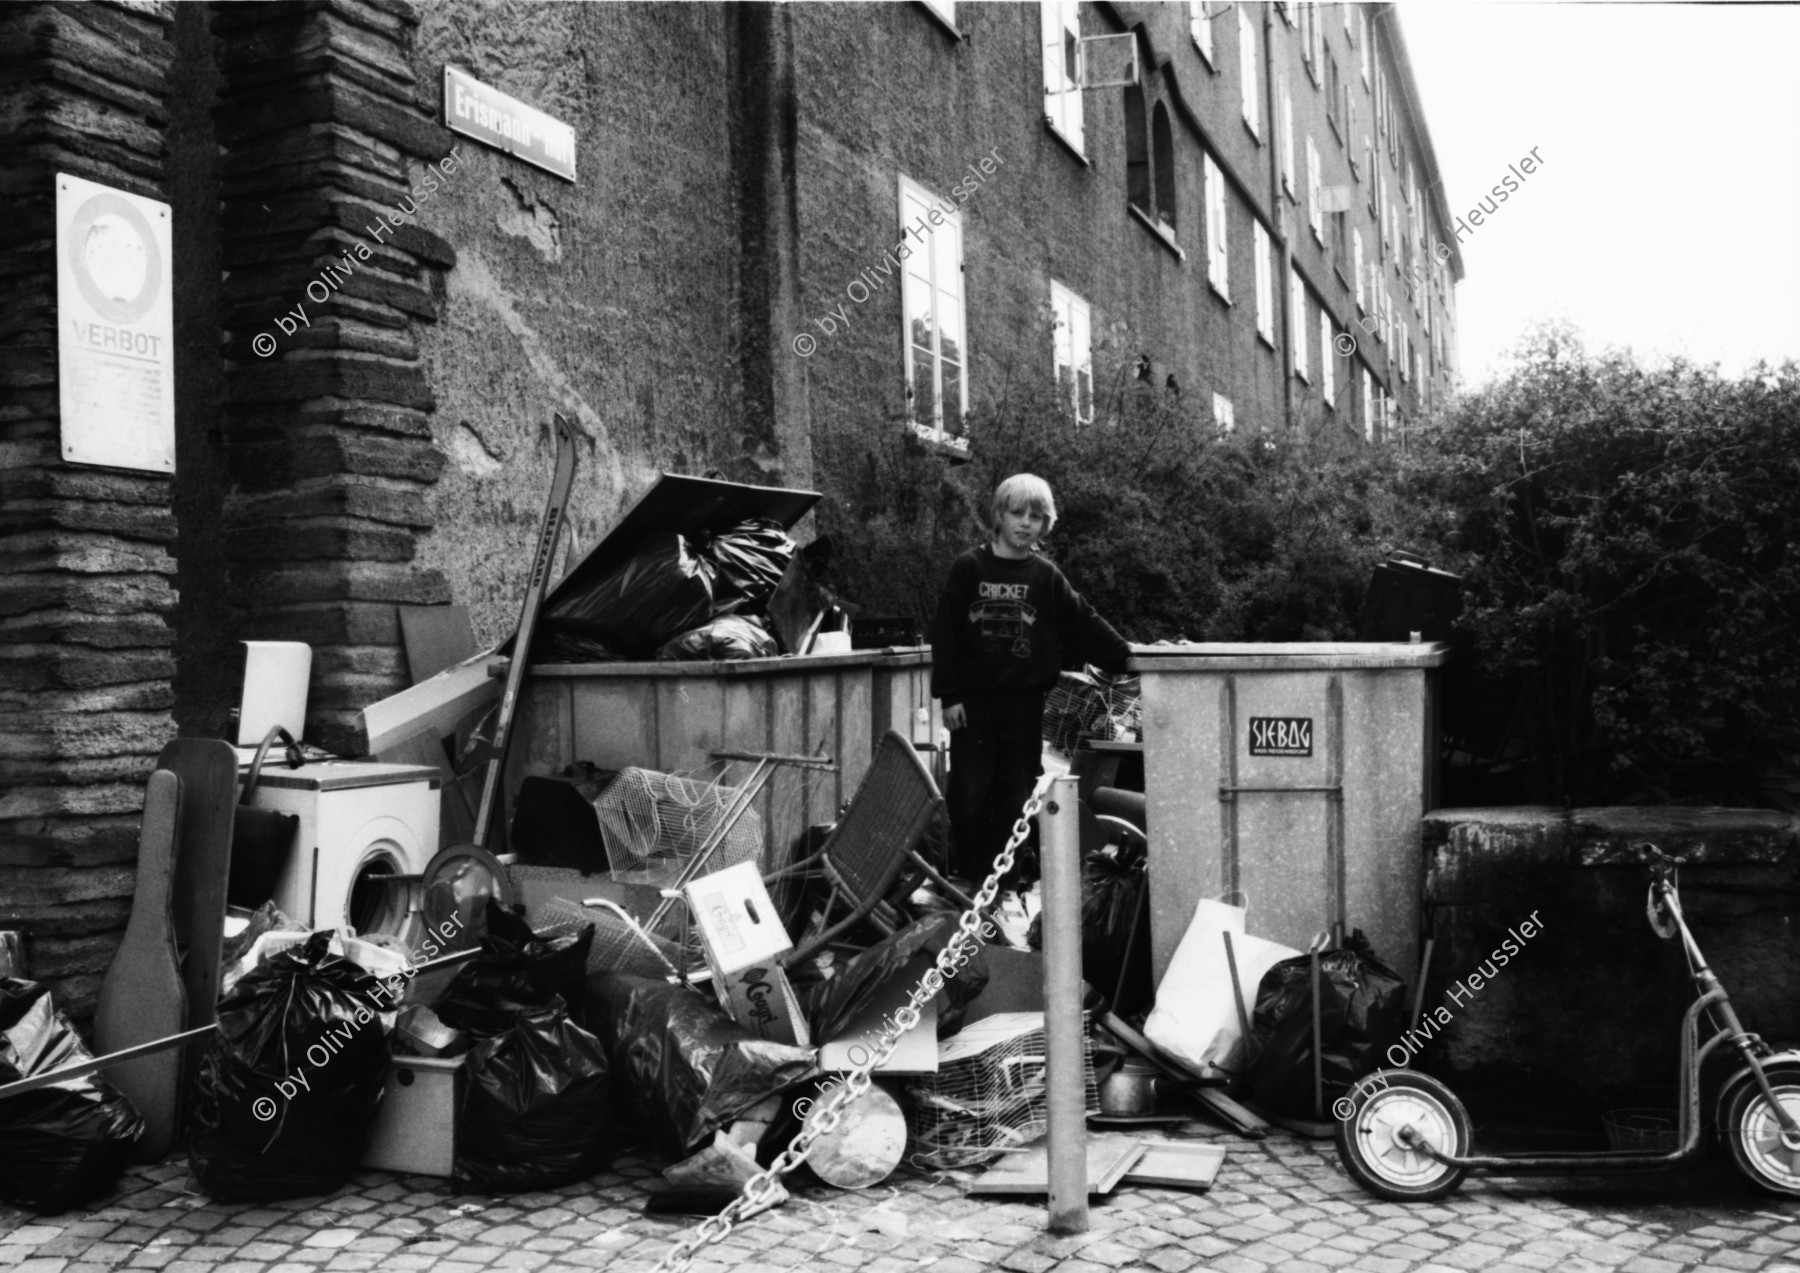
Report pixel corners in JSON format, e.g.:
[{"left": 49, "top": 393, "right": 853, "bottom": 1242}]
[{"left": 0, "top": 0, "right": 1459, "bottom": 1009}]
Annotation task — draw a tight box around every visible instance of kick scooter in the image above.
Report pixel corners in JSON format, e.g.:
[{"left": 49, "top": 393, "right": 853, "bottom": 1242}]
[{"left": 1334, "top": 844, "right": 1800, "bottom": 1199}]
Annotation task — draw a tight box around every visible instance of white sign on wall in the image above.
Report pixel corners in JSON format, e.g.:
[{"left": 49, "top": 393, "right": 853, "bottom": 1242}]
[{"left": 56, "top": 173, "right": 175, "bottom": 473}]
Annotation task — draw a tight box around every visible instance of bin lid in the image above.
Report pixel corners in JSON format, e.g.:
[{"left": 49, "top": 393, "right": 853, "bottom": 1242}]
[
  {"left": 1127, "top": 641, "right": 1450, "bottom": 671},
  {"left": 544, "top": 472, "right": 820, "bottom": 611}
]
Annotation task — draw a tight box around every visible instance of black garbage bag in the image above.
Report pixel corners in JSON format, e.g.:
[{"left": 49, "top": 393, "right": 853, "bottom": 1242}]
[
  {"left": 801, "top": 913, "right": 990, "bottom": 1043},
  {"left": 454, "top": 997, "right": 613, "bottom": 1192},
  {"left": 1027, "top": 847, "right": 1150, "bottom": 1016},
  {"left": 0, "top": 979, "right": 143, "bottom": 1213},
  {"left": 188, "top": 933, "right": 389, "bottom": 1201},
  {"left": 538, "top": 532, "right": 717, "bottom": 659},
  {"left": 1245, "top": 930, "right": 1409, "bottom": 1119},
  {"left": 656, "top": 614, "right": 780, "bottom": 662},
  {"left": 701, "top": 518, "right": 795, "bottom": 616},
  {"left": 435, "top": 902, "right": 594, "bottom": 1038},
  {"left": 584, "top": 973, "right": 817, "bottom": 1155}
]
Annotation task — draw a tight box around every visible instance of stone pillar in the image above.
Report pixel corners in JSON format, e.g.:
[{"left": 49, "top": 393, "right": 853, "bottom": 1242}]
[
  {"left": 0, "top": 1, "right": 180, "bottom": 1014},
  {"left": 213, "top": 0, "right": 456, "bottom": 756}
]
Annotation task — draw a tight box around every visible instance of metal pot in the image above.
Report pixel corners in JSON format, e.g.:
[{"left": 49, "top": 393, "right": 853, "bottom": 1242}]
[{"left": 1099, "top": 1060, "right": 1158, "bottom": 1116}]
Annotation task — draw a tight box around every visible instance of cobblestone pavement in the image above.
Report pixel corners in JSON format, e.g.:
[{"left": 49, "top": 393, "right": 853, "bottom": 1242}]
[{"left": 3, "top": 1126, "right": 1797, "bottom": 1273}]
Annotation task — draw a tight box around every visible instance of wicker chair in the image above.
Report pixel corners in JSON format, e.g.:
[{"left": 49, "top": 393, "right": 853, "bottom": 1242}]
[{"left": 767, "top": 729, "right": 973, "bottom": 968}]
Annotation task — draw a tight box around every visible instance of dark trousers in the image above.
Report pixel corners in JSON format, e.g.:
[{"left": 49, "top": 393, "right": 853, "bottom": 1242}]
[{"left": 947, "top": 691, "right": 1046, "bottom": 883}]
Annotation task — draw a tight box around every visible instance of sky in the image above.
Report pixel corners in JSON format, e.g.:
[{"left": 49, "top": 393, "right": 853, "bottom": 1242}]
[{"left": 1394, "top": 0, "right": 1800, "bottom": 389}]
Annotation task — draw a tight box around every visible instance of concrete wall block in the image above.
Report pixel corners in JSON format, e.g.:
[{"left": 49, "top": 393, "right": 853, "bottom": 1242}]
[
  {"left": 0, "top": 707, "right": 176, "bottom": 761},
  {"left": 311, "top": 643, "right": 407, "bottom": 680},
  {"left": 0, "top": 814, "right": 140, "bottom": 869},
  {"left": 13, "top": 930, "right": 119, "bottom": 979},
  {"left": 214, "top": 0, "right": 418, "bottom": 61},
  {"left": 0, "top": 610, "right": 176, "bottom": 649},
  {"left": 230, "top": 401, "right": 435, "bottom": 439},
  {"left": 236, "top": 599, "right": 402, "bottom": 647},
  {"left": 0, "top": 780, "right": 153, "bottom": 820},
  {"left": 223, "top": 479, "right": 434, "bottom": 529},
  {"left": 0, "top": 648, "right": 174, "bottom": 692},
  {"left": 217, "top": 121, "right": 408, "bottom": 186},
  {"left": 1573, "top": 806, "right": 1800, "bottom": 867},
  {"left": 0, "top": 680, "right": 173, "bottom": 717},
  {"left": 253, "top": 317, "right": 424, "bottom": 364},
  {"left": 218, "top": 78, "right": 450, "bottom": 161},
  {"left": 0, "top": 863, "right": 135, "bottom": 907},
  {"left": 310, "top": 706, "right": 369, "bottom": 759},
  {"left": 226, "top": 354, "right": 438, "bottom": 408},
  {"left": 1422, "top": 806, "right": 1566, "bottom": 904},
  {"left": 0, "top": 896, "right": 129, "bottom": 936},
  {"left": 0, "top": 497, "right": 178, "bottom": 542},
  {"left": 0, "top": 751, "right": 168, "bottom": 790},
  {"left": 0, "top": 572, "right": 178, "bottom": 619},
  {"left": 10, "top": 75, "right": 170, "bottom": 161},
  {"left": 232, "top": 560, "right": 451, "bottom": 608},
  {"left": 0, "top": 3, "right": 173, "bottom": 99},
  {"left": 307, "top": 668, "right": 408, "bottom": 712},
  {"left": 228, "top": 430, "right": 445, "bottom": 491},
  {"left": 228, "top": 519, "right": 418, "bottom": 564},
  {"left": 0, "top": 531, "right": 176, "bottom": 576}
]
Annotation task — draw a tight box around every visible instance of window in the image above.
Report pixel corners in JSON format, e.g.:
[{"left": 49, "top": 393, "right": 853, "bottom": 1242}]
[
  {"left": 1238, "top": 5, "right": 1260, "bottom": 137},
  {"left": 1152, "top": 103, "right": 1176, "bottom": 227},
  {"left": 1253, "top": 220, "right": 1274, "bottom": 343},
  {"left": 1280, "top": 81, "right": 1295, "bottom": 196},
  {"left": 1041, "top": 0, "right": 1084, "bottom": 152},
  {"left": 1363, "top": 135, "right": 1375, "bottom": 209},
  {"left": 1324, "top": 47, "right": 1341, "bottom": 140},
  {"left": 1344, "top": 0, "right": 1354, "bottom": 36},
  {"left": 1213, "top": 392, "right": 1235, "bottom": 433},
  {"left": 1305, "top": 135, "right": 1322, "bottom": 242},
  {"left": 1352, "top": 227, "right": 1364, "bottom": 311},
  {"left": 900, "top": 176, "right": 967, "bottom": 443},
  {"left": 1205, "top": 153, "right": 1229, "bottom": 298},
  {"left": 1320, "top": 309, "right": 1335, "bottom": 406},
  {"left": 1361, "top": 10, "right": 1372, "bottom": 84},
  {"left": 1050, "top": 281, "right": 1093, "bottom": 424},
  {"left": 1189, "top": 0, "right": 1214, "bottom": 64},
  {"left": 1290, "top": 269, "right": 1308, "bottom": 378},
  {"left": 1330, "top": 209, "right": 1347, "bottom": 271},
  {"left": 1362, "top": 369, "right": 1376, "bottom": 441},
  {"left": 1124, "top": 82, "right": 1150, "bottom": 208},
  {"left": 1299, "top": 2, "right": 1322, "bottom": 85}
]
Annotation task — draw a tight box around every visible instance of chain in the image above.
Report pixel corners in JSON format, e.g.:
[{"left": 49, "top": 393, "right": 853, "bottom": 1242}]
[{"left": 649, "top": 775, "right": 1055, "bottom": 1273}]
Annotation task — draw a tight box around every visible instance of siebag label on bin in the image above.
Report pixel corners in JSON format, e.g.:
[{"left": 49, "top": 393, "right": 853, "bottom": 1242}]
[{"left": 1249, "top": 717, "right": 1312, "bottom": 757}]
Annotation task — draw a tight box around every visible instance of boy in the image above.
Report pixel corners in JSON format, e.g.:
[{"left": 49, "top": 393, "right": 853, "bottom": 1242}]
[{"left": 930, "top": 474, "right": 1131, "bottom": 884}]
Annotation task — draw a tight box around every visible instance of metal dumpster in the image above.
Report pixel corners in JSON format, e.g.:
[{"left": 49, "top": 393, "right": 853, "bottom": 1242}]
[{"left": 1133, "top": 642, "right": 1447, "bottom": 982}]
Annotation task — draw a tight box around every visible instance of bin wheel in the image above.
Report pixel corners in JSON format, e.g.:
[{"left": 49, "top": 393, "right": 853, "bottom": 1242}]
[
  {"left": 1718, "top": 1060, "right": 1800, "bottom": 1197},
  {"left": 1333, "top": 1069, "right": 1472, "bottom": 1201}
]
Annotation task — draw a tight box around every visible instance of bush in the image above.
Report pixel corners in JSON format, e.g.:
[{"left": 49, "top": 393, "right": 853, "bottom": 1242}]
[
  {"left": 1417, "top": 328, "right": 1800, "bottom": 805},
  {"left": 815, "top": 362, "right": 1448, "bottom": 649}
]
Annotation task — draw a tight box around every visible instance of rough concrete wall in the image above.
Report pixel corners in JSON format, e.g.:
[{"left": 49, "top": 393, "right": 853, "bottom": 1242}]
[
  {"left": 1421, "top": 806, "right": 1800, "bottom": 1105},
  {"left": 0, "top": 1, "right": 179, "bottom": 1013},
  {"left": 407, "top": 2, "right": 797, "bottom": 647},
  {"left": 213, "top": 0, "right": 457, "bottom": 754}
]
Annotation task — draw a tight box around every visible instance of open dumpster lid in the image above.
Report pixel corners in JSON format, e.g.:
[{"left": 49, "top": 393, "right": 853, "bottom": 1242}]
[{"left": 545, "top": 472, "right": 821, "bottom": 609}]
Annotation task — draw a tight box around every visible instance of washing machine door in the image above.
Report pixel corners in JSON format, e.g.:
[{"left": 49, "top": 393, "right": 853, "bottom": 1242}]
[
  {"left": 419, "top": 844, "right": 516, "bottom": 952},
  {"left": 320, "top": 814, "right": 431, "bottom": 942}
]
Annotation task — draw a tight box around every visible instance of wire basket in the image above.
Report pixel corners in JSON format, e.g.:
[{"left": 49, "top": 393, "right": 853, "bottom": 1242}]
[
  {"left": 594, "top": 765, "right": 763, "bottom": 886},
  {"left": 1602, "top": 1107, "right": 1678, "bottom": 1152},
  {"left": 901, "top": 1011, "right": 1098, "bottom": 1170},
  {"left": 1042, "top": 671, "right": 1142, "bottom": 757}
]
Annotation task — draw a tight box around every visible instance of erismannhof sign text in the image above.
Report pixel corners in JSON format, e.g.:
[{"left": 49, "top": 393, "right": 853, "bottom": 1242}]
[{"left": 443, "top": 66, "right": 575, "bottom": 182}]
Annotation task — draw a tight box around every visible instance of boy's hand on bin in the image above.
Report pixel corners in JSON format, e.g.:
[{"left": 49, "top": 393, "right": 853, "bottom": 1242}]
[{"left": 943, "top": 703, "right": 967, "bottom": 730}]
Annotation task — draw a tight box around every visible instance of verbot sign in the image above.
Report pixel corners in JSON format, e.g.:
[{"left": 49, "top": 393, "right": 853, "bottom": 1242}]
[
  {"left": 56, "top": 173, "right": 175, "bottom": 473},
  {"left": 443, "top": 66, "right": 576, "bottom": 182},
  {"left": 1248, "top": 716, "right": 1313, "bottom": 757}
]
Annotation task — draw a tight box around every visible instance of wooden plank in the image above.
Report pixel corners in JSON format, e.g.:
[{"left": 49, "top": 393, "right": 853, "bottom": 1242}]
[
  {"left": 1100, "top": 1011, "right": 1268, "bottom": 1139},
  {"left": 398, "top": 605, "right": 478, "bottom": 685},
  {"left": 362, "top": 653, "right": 504, "bottom": 755},
  {"left": 967, "top": 1138, "right": 1146, "bottom": 1195},
  {"left": 1121, "top": 1141, "right": 1226, "bottom": 1189},
  {"left": 95, "top": 769, "right": 187, "bottom": 1163},
  {"left": 839, "top": 667, "right": 874, "bottom": 779}
]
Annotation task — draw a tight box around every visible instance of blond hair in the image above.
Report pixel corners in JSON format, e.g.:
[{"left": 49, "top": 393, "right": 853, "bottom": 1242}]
[{"left": 991, "top": 473, "right": 1057, "bottom": 536}]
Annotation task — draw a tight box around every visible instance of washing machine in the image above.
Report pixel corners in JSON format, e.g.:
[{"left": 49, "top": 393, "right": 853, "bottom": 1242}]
[{"left": 239, "top": 760, "right": 442, "bottom": 939}]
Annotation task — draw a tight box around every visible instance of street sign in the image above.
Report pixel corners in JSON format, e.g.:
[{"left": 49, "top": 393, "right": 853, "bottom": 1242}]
[
  {"left": 443, "top": 66, "right": 576, "bottom": 182},
  {"left": 56, "top": 173, "right": 175, "bottom": 473}
]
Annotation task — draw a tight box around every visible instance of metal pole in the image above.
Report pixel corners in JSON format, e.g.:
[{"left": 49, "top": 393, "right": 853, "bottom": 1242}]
[{"left": 1039, "top": 774, "right": 1088, "bottom": 1233}]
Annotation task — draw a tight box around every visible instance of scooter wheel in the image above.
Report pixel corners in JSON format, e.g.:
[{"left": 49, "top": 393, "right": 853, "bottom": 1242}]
[
  {"left": 1333, "top": 1069, "right": 1472, "bottom": 1201},
  {"left": 1718, "top": 1060, "right": 1800, "bottom": 1197}
]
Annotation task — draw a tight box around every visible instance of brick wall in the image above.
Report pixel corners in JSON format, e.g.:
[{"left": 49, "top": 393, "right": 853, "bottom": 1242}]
[{"left": 0, "top": 1, "right": 180, "bottom": 1014}]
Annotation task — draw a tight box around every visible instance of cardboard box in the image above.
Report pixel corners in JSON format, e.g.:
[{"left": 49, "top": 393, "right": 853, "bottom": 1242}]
[
  {"left": 683, "top": 862, "right": 792, "bottom": 975},
  {"left": 363, "top": 1055, "right": 462, "bottom": 1176},
  {"left": 720, "top": 962, "right": 810, "bottom": 1047}
]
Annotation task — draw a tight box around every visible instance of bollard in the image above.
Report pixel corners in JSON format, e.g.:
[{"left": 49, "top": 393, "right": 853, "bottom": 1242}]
[{"left": 1039, "top": 774, "right": 1088, "bottom": 1233}]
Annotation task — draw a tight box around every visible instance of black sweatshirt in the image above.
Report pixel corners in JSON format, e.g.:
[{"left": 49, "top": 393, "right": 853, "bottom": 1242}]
[{"left": 929, "top": 545, "right": 1131, "bottom": 708}]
